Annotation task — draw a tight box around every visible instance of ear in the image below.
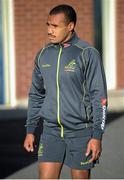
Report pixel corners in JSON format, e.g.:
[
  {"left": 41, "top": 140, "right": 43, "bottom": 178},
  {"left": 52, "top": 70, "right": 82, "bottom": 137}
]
[{"left": 68, "top": 22, "right": 75, "bottom": 31}]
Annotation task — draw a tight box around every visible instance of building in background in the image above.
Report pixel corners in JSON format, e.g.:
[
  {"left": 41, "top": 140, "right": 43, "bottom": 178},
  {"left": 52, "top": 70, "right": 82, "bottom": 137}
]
[{"left": 0, "top": 0, "right": 124, "bottom": 111}]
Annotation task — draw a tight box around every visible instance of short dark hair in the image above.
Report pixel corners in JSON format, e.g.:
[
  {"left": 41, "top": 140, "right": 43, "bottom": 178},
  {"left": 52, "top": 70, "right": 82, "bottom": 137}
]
[{"left": 49, "top": 4, "right": 77, "bottom": 26}]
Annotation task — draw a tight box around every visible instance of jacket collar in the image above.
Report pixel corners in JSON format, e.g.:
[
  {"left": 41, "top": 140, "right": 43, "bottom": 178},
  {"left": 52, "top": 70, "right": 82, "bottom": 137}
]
[
  {"left": 63, "top": 31, "right": 79, "bottom": 46},
  {"left": 53, "top": 31, "right": 79, "bottom": 48}
]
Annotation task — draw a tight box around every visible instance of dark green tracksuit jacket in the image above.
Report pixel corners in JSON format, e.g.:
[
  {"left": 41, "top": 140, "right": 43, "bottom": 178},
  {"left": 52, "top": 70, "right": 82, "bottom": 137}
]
[{"left": 26, "top": 32, "right": 107, "bottom": 140}]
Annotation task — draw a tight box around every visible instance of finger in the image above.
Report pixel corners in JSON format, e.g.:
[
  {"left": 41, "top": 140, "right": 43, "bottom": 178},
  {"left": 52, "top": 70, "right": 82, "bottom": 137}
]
[
  {"left": 24, "top": 143, "right": 31, "bottom": 152},
  {"left": 25, "top": 141, "right": 31, "bottom": 151},
  {"left": 29, "top": 142, "right": 34, "bottom": 152},
  {"left": 88, "top": 150, "right": 96, "bottom": 163},
  {"left": 24, "top": 141, "right": 33, "bottom": 152},
  {"left": 85, "top": 145, "right": 91, "bottom": 156},
  {"left": 30, "top": 148, "right": 34, "bottom": 152},
  {"left": 95, "top": 151, "right": 101, "bottom": 160}
]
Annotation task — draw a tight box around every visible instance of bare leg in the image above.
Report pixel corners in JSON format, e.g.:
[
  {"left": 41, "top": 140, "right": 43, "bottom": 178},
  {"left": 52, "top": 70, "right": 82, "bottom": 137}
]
[
  {"left": 71, "top": 169, "right": 91, "bottom": 179},
  {"left": 39, "top": 162, "right": 63, "bottom": 179}
]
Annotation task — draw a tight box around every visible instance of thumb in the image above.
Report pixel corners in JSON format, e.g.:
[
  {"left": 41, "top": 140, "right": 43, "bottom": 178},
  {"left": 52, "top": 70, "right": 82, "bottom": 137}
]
[
  {"left": 30, "top": 140, "right": 34, "bottom": 152},
  {"left": 85, "top": 143, "right": 91, "bottom": 156}
]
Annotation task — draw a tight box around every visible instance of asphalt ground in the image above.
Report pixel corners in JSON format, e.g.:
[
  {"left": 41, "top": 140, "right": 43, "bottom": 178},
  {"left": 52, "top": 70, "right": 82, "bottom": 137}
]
[{"left": 0, "top": 109, "right": 124, "bottom": 179}]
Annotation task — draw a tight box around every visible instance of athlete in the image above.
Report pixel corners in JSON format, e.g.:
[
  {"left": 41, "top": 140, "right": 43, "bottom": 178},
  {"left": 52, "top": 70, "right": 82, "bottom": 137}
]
[{"left": 24, "top": 4, "right": 107, "bottom": 179}]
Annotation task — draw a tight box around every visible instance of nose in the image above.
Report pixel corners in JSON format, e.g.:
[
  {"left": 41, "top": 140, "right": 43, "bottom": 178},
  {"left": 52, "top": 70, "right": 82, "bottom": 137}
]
[{"left": 48, "top": 25, "right": 53, "bottom": 35}]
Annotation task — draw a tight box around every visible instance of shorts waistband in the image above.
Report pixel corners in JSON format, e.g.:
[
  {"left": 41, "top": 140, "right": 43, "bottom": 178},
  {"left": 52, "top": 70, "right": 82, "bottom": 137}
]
[{"left": 43, "top": 123, "right": 93, "bottom": 138}]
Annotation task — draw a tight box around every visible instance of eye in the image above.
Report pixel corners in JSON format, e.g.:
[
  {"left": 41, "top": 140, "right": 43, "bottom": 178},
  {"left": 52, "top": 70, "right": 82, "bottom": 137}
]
[
  {"left": 52, "top": 24, "right": 58, "bottom": 28},
  {"left": 46, "top": 22, "right": 58, "bottom": 28},
  {"left": 46, "top": 22, "right": 49, "bottom": 26}
]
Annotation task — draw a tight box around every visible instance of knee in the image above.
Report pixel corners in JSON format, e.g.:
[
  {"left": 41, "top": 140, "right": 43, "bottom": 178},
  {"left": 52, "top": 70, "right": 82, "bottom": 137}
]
[
  {"left": 71, "top": 169, "right": 90, "bottom": 179},
  {"left": 39, "top": 167, "right": 51, "bottom": 179},
  {"left": 39, "top": 170, "right": 59, "bottom": 179},
  {"left": 38, "top": 163, "right": 62, "bottom": 179}
]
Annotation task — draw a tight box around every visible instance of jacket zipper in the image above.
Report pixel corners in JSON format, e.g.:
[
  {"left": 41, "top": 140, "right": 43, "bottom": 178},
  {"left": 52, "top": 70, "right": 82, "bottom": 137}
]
[{"left": 56, "top": 46, "right": 64, "bottom": 138}]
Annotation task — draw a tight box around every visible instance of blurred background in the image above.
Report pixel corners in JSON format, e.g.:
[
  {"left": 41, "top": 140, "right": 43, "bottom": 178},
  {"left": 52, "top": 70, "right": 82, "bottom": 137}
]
[{"left": 0, "top": 0, "right": 124, "bottom": 179}]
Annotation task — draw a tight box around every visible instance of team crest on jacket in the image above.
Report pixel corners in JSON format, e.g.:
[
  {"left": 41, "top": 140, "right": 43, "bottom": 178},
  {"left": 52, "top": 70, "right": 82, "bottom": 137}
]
[{"left": 64, "top": 60, "right": 76, "bottom": 72}]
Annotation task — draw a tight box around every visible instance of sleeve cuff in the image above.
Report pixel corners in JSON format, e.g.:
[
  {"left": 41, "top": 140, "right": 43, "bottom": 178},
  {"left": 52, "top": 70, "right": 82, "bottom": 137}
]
[
  {"left": 92, "top": 129, "right": 103, "bottom": 140},
  {"left": 26, "top": 126, "right": 35, "bottom": 134}
]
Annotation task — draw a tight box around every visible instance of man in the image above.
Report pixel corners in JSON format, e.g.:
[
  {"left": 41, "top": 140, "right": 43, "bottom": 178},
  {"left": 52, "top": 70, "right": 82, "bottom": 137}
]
[{"left": 24, "top": 4, "right": 107, "bottom": 179}]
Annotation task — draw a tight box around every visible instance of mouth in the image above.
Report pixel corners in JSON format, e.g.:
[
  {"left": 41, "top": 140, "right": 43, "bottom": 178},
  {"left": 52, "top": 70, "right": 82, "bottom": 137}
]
[{"left": 48, "top": 35, "right": 56, "bottom": 40}]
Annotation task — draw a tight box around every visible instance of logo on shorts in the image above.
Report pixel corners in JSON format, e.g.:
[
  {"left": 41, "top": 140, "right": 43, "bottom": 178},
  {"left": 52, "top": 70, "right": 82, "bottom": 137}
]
[
  {"left": 38, "top": 144, "right": 43, "bottom": 156},
  {"left": 64, "top": 60, "right": 76, "bottom": 72},
  {"left": 80, "top": 160, "right": 90, "bottom": 166}
]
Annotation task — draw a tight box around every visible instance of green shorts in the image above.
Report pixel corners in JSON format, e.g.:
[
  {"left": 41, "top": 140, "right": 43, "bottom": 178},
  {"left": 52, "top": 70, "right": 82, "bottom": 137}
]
[{"left": 38, "top": 127, "right": 99, "bottom": 170}]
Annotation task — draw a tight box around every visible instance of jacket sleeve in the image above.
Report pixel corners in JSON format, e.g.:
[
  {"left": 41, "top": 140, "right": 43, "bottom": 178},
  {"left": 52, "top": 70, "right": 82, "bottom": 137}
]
[
  {"left": 84, "top": 48, "right": 108, "bottom": 140},
  {"left": 25, "top": 50, "right": 46, "bottom": 134}
]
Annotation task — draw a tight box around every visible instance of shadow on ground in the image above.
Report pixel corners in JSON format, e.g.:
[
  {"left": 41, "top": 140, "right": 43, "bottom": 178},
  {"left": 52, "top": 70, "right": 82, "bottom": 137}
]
[{"left": 0, "top": 108, "right": 124, "bottom": 179}]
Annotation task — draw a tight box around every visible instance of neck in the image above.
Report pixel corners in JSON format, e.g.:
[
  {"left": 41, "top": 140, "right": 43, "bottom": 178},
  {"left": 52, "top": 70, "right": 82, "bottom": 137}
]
[{"left": 61, "top": 31, "right": 73, "bottom": 44}]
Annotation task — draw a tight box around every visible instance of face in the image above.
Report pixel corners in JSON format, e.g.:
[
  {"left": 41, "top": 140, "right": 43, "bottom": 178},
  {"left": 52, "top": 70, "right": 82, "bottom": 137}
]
[{"left": 46, "top": 13, "right": 74, "bottom": 44}]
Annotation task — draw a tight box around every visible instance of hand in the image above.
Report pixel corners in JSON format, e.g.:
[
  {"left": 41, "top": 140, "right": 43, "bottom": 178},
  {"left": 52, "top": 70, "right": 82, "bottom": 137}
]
[
  {"left": 85, "top": 138, "right": 102, "bottom": 163},
  {"left": 24, "top": 134, "right": 35, "bottom": 152}
]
